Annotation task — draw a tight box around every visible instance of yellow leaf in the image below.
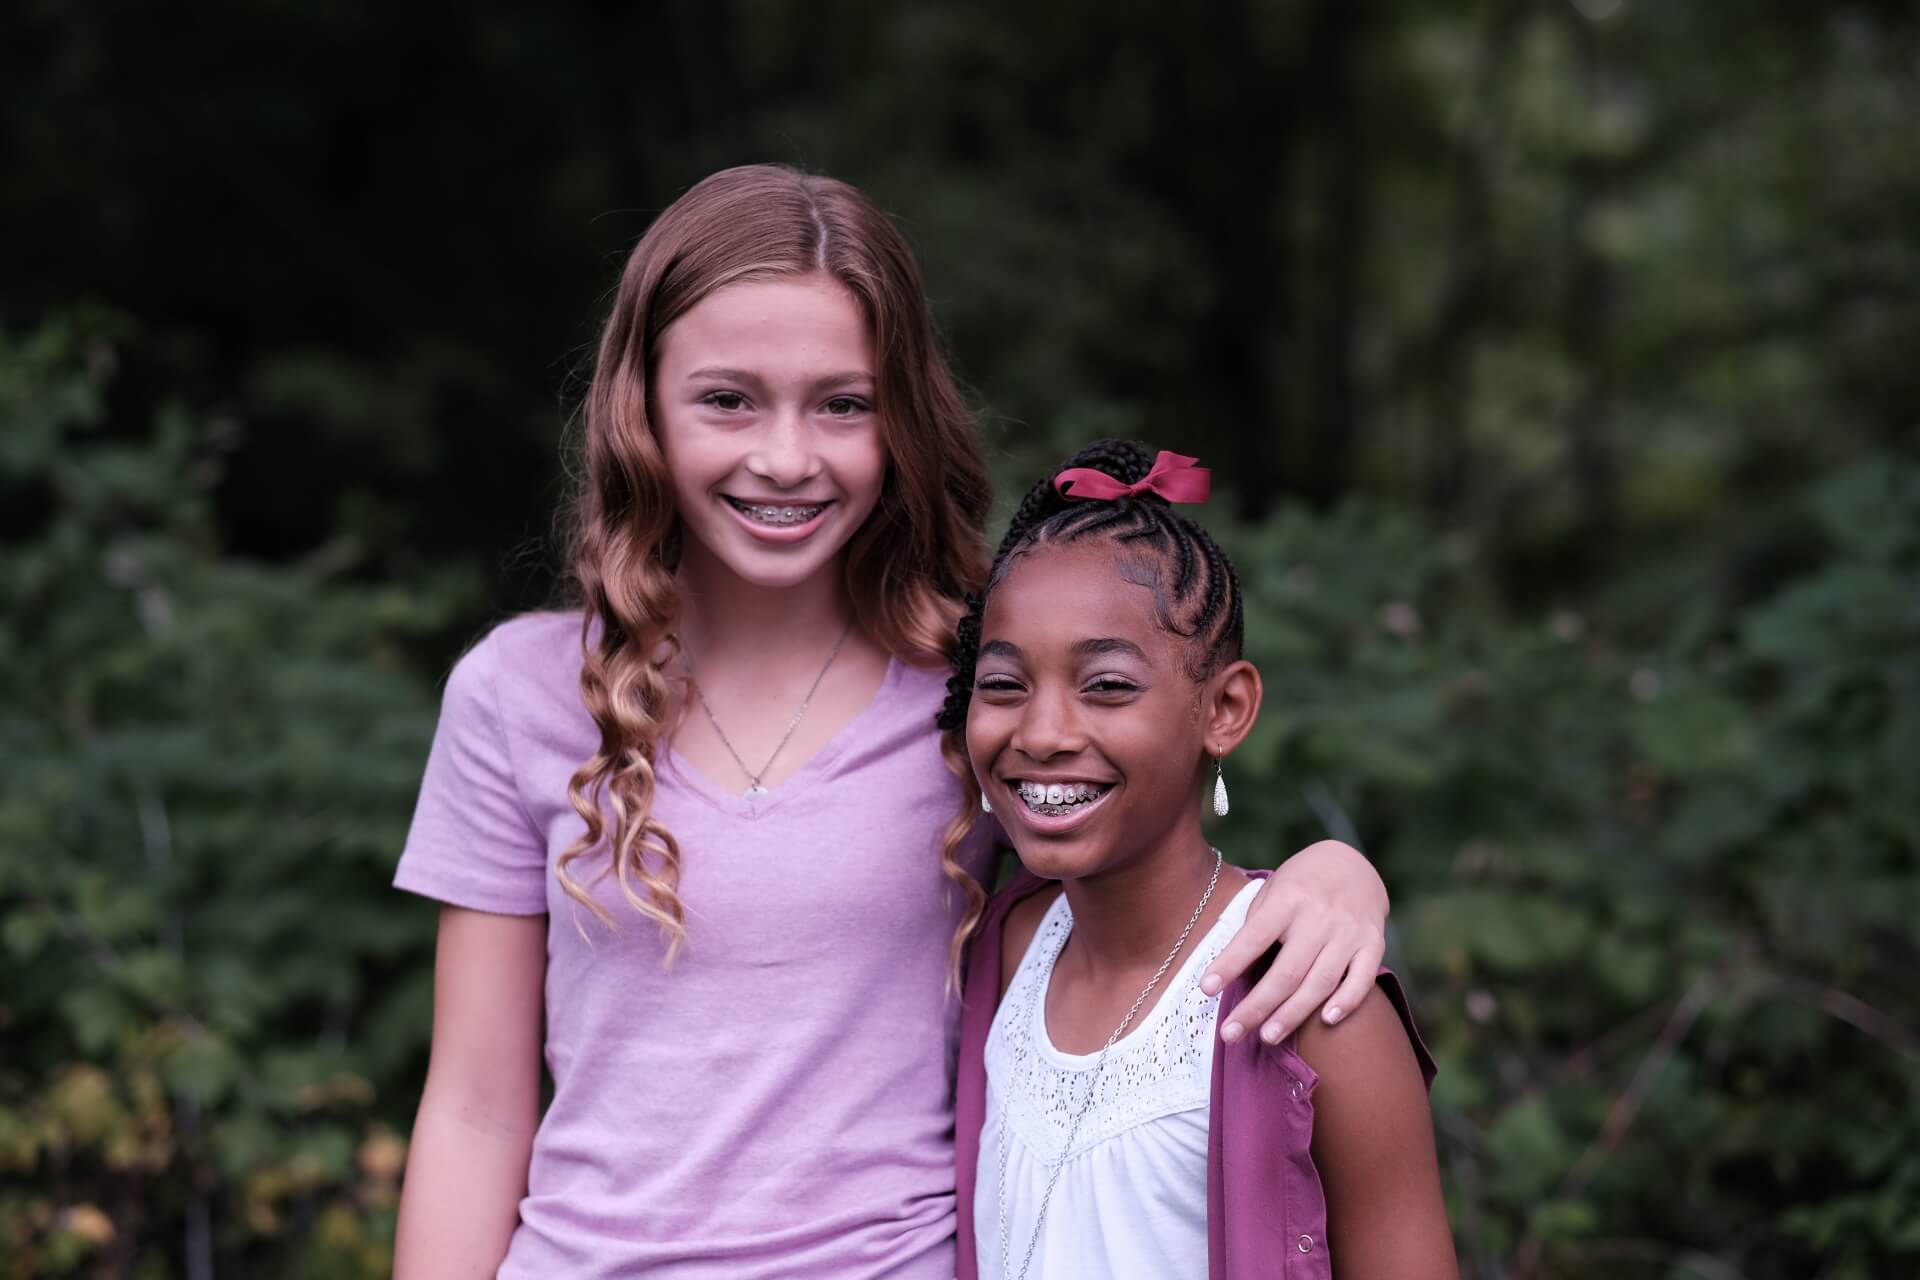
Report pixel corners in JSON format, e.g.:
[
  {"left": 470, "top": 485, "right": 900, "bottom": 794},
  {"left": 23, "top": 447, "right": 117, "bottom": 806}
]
[
  {"left": 358, "top": 1129, "right": 408, "bottom": 1184},
  {"left": 62, "top": 1204, "right": 115, "bottom": 1246}
]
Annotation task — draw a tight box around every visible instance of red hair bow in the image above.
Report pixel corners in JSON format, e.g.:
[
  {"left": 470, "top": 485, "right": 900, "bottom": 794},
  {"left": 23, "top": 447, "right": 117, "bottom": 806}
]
[{"left": 1053, "top": 450, "right": 1212, "bottom": 504}]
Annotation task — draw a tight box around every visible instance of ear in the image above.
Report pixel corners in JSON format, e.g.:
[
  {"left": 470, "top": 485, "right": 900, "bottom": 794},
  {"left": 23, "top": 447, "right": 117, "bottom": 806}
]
[{"left": 1201, "top": 658, "right": 1262, "bottom": 759}]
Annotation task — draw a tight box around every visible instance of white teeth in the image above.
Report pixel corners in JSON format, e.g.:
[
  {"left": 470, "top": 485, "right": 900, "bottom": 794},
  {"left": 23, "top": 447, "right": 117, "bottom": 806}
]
[
  {"left": 734, "top": 500, "right": 825, "bottom": 526},
  {"left": 1014, "top": 782, "right": 1109, "bottom": 809}
]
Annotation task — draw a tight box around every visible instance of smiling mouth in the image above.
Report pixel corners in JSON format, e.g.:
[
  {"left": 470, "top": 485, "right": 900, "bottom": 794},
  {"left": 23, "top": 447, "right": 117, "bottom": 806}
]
[
  {"left": 1012, "top": 781, "right": 1114, "bottom": 816},
  {"left": 724, "top": 497, "right": 831, "bottom": 526}
]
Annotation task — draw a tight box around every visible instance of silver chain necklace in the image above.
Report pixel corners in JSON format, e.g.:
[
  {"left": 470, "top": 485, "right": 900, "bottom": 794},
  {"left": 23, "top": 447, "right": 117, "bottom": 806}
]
[
  {"left": 682, "top": 619, "right": 853, "bottom": 799},
  {"left": 996, "top": 849, "right": 1225, "bottom": 1280}
]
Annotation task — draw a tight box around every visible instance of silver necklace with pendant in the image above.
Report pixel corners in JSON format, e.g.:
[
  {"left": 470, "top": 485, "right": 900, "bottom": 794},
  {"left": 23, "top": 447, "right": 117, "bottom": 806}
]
[
  {"left": 996, "top": 849, "right": 1225, "bottom": 1280},
  {"left": 683, "top": 620, "right": 853, "bottom": 799}
]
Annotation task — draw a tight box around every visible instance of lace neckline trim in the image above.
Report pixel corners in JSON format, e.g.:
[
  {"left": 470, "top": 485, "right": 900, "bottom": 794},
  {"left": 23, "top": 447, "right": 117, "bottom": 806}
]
[{"left": 1020, "top": 879, "right": 1260, "bottom": 1070}]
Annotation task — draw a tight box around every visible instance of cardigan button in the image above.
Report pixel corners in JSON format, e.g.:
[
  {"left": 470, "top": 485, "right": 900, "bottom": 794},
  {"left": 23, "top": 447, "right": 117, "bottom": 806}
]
[
  {"left": 1297, "top": 1234, "right": 1314, "bottom": 1253},
  {"left": 1289, "top": 1078, "right": 1305, "bottom": 1102}
]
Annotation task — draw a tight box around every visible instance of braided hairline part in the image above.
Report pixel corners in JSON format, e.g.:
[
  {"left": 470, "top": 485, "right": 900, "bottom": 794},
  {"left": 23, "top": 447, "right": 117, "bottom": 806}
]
[{"left": 936, "top": 439, "right": 1245, "bottom": 734}]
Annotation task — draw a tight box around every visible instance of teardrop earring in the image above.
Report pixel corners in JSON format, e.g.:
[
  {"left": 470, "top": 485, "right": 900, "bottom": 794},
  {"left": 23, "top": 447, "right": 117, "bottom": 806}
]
[
  {"left": 1212, "top": 758, "right": 1230, "bottom": 818},
  {"left": 980, "top": 790, "right": 993, "bottom": 814}
]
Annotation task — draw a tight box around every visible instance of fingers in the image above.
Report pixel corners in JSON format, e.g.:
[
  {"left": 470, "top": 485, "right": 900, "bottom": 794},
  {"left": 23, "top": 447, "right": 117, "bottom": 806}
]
[
  {"left": 1201, "top": 885, "right": 1298, "bottom": 1000},
  {"left": 1322, "top": 929, "right": 1387, "bottom": 1027},
  {"left": 1217, "top": 917, "right": 1328, "bottom": 1044},
  {"left": 1254, "top": 939, "right": 1350, "bottom": 1047}
]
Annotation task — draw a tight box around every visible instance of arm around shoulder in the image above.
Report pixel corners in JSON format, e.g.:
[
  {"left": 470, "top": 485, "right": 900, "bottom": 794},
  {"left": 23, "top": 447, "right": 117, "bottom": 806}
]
[
  {"left": 1205, "top": 841, "right": 1390, "bottom": 1045},
  {"left": 1294, "top": 990, "right": 1458, "bottom": 1280},
  {"left": 393, "top": 906, "right": 547, "bottom": 1280}
]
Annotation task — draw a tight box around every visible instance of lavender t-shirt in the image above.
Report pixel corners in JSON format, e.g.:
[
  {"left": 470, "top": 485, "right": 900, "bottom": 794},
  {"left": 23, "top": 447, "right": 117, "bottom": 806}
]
[{"left": 395, "top": 612, "right": 992, "bottom": 1278}]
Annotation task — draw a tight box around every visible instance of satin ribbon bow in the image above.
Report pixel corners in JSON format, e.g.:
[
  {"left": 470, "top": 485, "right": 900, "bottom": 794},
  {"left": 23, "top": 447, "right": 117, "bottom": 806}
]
[{"left": 1053, "top": 450, "right": 1212, "bottom": 504}]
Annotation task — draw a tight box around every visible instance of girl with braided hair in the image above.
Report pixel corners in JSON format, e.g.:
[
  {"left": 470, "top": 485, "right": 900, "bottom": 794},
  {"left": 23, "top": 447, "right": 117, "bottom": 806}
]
[
  {"left": 390, "top": 167, "right": 1396, "bottom": 1279},
  {"left": 950, "top": 441, "right": 1456, "bottom": 1279}
]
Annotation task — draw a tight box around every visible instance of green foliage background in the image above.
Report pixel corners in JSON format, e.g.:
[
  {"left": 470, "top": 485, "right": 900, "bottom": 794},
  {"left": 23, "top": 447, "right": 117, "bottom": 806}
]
[{"left": 3, "top": 2, "right": 1917, "bottom": 1276}]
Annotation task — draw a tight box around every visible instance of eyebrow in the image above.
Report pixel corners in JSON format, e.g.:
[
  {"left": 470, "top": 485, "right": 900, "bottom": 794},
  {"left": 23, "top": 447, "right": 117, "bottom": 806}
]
[
  {"left": 1073, "top": 637, "right": 1149, "bottom": 661},
  {"left": 977, "top": 637, "right": 1149, "bottom": 662},
  {"left": 685, "top": 366, "right": 874, "bottom": 391}
]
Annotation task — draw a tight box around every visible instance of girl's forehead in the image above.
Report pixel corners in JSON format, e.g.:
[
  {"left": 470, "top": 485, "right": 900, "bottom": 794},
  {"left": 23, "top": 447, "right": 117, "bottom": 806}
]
[
  {"left": 981, "top": 540, "right": 1180, "bottom": 656},
  {"left": 661, "top": 275, "right": 873, "bottom": 369}
]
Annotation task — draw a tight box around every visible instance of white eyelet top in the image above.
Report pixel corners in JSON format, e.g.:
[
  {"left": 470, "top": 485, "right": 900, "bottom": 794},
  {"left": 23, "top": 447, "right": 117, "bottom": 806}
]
[{"left": 975, "top": 879, "right": 1262, "bottom": 1280}]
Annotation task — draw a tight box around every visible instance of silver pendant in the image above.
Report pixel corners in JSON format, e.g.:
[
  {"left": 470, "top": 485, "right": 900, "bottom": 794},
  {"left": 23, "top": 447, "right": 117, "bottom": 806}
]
[{"left": 744, "top": 783, "right": 768, "bottom": 800}]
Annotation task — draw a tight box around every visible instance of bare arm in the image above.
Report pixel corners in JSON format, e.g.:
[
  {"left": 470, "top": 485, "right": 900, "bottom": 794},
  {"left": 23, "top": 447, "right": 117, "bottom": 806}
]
[
  {"left": 1295, "top": 991, "right": 1458, "bottom": 1280},
  {"left": 394, "top": 907, "right": 547, "bottom": 1280}
]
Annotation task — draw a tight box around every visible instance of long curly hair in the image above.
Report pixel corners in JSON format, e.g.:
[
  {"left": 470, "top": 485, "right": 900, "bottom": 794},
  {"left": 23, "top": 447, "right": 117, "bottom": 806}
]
[
  {"left": 558, "top": 164, "right": 992, "bottom": 960},
  {"left": 932, "top": 439, "right": 1245, "bottom": 974}
]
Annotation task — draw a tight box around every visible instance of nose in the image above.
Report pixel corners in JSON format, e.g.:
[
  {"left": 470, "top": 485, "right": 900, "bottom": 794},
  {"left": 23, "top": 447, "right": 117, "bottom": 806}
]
[
  {"left": 746, "top": 411, "right": 823, "bottom": 491},
  {"left": 1009, "top": 681, "right": 1087, "bottom": 762}
]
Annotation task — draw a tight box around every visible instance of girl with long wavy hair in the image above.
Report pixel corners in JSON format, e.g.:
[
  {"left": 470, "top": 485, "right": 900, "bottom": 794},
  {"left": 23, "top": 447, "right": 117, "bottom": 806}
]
[{"left": 390, "top": 164, "right": 1396, "bottom": 1279}]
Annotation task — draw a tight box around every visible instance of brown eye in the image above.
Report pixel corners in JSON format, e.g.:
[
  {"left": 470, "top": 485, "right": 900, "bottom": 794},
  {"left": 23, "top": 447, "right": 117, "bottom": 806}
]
[{"left": 702, "top": 391, "right": 748, "bottom": 411}]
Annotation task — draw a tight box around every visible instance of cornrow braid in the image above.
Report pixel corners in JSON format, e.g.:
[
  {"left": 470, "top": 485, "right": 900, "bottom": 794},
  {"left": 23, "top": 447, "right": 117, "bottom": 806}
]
[{"left": 934, "top": 438, "right": 1245, "bottom": 734}]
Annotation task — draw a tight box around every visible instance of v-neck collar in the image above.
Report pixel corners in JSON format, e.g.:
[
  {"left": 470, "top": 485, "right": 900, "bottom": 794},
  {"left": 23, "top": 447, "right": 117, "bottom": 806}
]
[{"left": 661, "top": 656, "right": 904, "bottom": 821}]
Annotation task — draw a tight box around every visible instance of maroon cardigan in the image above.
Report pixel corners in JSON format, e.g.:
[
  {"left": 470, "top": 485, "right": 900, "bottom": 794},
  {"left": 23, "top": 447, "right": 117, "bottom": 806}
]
[{"left": 954, "top": 870, "right": 1435, "bottom": 1280}]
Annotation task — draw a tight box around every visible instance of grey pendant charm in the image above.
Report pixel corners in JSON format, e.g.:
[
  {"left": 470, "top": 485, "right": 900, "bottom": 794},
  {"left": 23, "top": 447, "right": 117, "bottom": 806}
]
[
  {"left": 744, "top": 783, "right": 768, "bottom": 800},
  {"left": 1212, "top": 763, "right": 1230, "bottom": 818}
]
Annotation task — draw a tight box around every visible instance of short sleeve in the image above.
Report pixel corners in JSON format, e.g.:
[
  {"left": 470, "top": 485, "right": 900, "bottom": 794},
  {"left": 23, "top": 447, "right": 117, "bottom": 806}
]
[{"left": 393, "top": 633, "right": 550, "bottom": 915}]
